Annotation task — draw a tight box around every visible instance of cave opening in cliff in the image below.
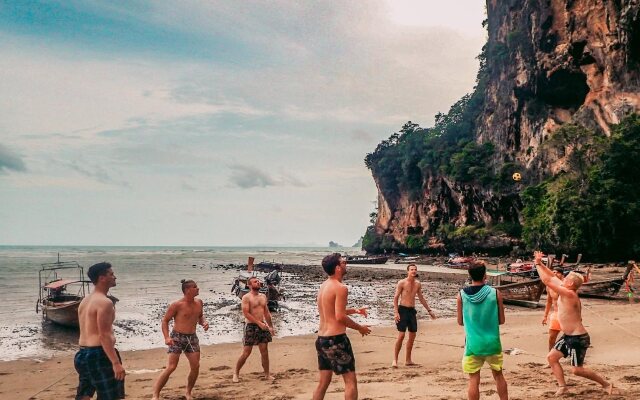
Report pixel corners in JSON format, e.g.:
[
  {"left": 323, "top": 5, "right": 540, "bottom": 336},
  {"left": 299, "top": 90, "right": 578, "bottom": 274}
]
[{"left": 538, "top": 69, "right": 589, "bottom": 109}]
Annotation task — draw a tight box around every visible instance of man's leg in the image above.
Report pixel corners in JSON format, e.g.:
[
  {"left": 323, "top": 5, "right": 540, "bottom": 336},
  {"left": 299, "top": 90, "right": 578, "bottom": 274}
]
[
  {"left": 571, "top": 366, "right": 612, "bottom": 392},
  {"left": 152, "top": 353, "right": 180, "bottom": 400},
  {"left": 342, "top": 371, "right": 358, "bottom": 400},
  {"left": 233, "top": 346, "right": 253, "bottom": 382},
  {"left": 184, "top": 352, "right": 200, "bottom": 400},
  {"left": 548, "top": 329, "right": 560, "bottom": 351},
  {"left": 467, "top": 372, "right": 480, "bottom": 400},
  {"left": 547, "top": 349, "right": 567, "bottom": 395},
  {"left": 312, "top": 370, "right": 333, "bottom": 400},
  {"left": 491, "top": 369, "right": 508, "bottom": 400},
  {"left": 405, "top": 331, "right": 417, "bottom": 365},
  {"left": 258, "top": 343, "right": 273, "bottom": 380},
  {"left": 393, "top": 331, "right": 405, "bottom": 367}
]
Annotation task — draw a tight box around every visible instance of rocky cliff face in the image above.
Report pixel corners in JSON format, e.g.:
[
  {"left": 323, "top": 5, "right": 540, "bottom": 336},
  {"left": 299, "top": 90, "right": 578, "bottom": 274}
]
[{"left": 370, "top": 0, "right": 640, "bottom": 252}]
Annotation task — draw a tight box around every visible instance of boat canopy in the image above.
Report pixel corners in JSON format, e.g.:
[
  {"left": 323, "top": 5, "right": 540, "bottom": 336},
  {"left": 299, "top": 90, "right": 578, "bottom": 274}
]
[{"left": 44, "top": 279, "right": 80, "bottom": 289}]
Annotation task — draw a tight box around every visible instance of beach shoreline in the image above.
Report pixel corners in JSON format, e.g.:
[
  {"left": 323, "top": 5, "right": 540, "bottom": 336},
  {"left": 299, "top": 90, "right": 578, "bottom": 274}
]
[{"left": 5, "top": 301, "right": 639, "bottom": 400}]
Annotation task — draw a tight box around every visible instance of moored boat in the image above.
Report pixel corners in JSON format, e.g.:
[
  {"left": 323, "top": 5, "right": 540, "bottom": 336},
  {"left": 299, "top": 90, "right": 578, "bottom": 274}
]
[
  {"left": 486, "top": 271, "right": 545, "bottom": 308},
  {"left": 577, "top": 264, "right": 634, "bottom": 298},
  {"left": 37, "top": 257, "right": 91, "bottom": 328},
  {"left": 446, "top": 254, "right": 480, "bottom": 270},
  {"left": 345, "top": 255, "right": 389, "bottom": 264}
]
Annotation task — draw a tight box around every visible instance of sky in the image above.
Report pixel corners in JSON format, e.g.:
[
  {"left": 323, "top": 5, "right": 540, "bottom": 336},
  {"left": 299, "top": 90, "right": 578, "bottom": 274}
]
[{"left": 0, "top": 0, "right": 486, "bottom": 247}]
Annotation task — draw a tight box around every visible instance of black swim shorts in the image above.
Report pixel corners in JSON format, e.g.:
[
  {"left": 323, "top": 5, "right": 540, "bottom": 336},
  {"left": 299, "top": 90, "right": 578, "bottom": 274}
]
[
  {"left": 74, "top": 346, "right": 125, "bottom": 400},
  {"left": 243, "top": 323, "right": 273, "bottom": 346},
  {"left": 396, "top": 305, "right": 418, "bottom": 333},
  {"left": 168, "top": 330, "right": 200, "bottom": 353},
  {"left": 554, "top": 333, "right": 590, "bottom": 366},
  {"left": 315, "top": 333, "right": 355, "bottom": 375}
]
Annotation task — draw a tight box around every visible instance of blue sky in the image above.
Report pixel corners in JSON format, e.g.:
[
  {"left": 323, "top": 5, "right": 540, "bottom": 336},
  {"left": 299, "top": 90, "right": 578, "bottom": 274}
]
[{"left": 0, "top": 0, "right": 485, "bottom": 246}]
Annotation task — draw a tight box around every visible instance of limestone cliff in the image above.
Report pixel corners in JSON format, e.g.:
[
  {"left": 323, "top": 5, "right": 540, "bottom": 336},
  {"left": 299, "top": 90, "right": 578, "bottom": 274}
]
[{"left": 367, "top": 0, "right": 640, "bottom": 253}]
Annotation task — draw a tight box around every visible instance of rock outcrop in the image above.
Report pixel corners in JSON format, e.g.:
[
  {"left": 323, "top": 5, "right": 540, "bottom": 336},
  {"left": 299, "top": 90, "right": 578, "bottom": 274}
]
[{"left": 368, "top": 0, "right": 640, "bottom": 253}]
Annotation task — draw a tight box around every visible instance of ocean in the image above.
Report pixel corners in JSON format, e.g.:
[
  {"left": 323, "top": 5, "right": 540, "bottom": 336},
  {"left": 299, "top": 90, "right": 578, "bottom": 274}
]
[{"left": 0, "top": 246, "right": 460, "bottom": 361}]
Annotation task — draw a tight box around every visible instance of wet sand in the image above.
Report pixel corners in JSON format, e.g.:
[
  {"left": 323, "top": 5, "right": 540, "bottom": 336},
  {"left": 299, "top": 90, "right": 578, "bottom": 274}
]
[{"left": 5, "top": 301, "right": 640, "bottom": 399}]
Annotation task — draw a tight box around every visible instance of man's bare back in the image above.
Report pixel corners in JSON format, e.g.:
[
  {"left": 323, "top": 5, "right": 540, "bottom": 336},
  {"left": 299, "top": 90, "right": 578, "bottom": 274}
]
[
  {"left": 78, "top": 292, "right": 116, "bottom": 347},
  {"left": 317, "top": 279, "right": 348, "bottom": 336}
]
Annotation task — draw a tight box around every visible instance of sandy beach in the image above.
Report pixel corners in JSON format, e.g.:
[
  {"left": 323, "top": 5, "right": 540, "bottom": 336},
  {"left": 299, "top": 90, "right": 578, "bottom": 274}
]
[{"left": 5, "top": 300, "right": 639, "bottom": 400}]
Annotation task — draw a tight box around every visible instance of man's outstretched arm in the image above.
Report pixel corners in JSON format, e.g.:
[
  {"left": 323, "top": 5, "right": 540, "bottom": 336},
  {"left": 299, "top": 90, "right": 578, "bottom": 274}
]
[
  {"left": 335, "top": 286, "right": 370, "bottom": 336},
  {"left": 534, "top": 251, "right": 574, "bottom": 297}
]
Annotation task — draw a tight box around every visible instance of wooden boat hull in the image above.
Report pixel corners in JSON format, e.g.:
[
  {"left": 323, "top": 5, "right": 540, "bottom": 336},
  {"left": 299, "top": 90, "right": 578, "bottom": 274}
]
[
  {"left": 346, "top": 256, "right": 388, "bottom": 264},
  {"left": 495, "top": 279, "right": 545, "bottom": 308},
  {"left": 577, "top": 264, "right": 633, "bottom": 298},
  {"left": 578, "top": 278, "right": 625, "bottom": 298},
  {"left": 43, "top": 300, "right": 81, "bottom": 328}
]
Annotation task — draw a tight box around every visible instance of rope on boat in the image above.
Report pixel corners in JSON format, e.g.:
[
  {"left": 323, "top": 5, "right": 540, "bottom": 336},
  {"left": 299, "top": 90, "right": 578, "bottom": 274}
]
[{"left": 26, "top": 369, "right": 75, "bottom": 400}]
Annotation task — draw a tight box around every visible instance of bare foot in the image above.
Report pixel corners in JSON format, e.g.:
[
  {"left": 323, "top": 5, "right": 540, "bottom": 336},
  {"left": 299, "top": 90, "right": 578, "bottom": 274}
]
[
  {"left": 185, "top": 393, "right": 193, "bottom": 400},
  {"left": 264, "top": 374, "right": 276, "bottom": 381},
  {"left": 232, "top": 373, "right": 240, "bottom": 383},
  {"left": 391, "top": 360, "right": 398, "bottom": 368},
  {"left": 603, "top": 383, "right": 614, "bottom": 395},
  {"left": 151, "top": 396, "right": 159, "bottom": 400},
  {"left": 405, "top": 361, "right": 420, "bottom": 367},
  {"left": 555, "top": 385, "right": 567, "bottom": 396}
]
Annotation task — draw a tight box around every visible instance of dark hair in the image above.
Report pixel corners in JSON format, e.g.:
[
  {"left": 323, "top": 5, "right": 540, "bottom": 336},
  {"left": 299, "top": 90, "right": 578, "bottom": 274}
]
[
  {"left": 87, "top": 262, "right": 112, "bottom": 284},
  {"left": 407, "top": 263, "right": 417, "bottom": 271},
  {"left": 181, "top": 279, "right": 196, "bottom": 293},
  {"left": 468, "top": 264, "right": 486, "bottom": 282},
  {"left": 322, "top": 253, "right": 342, "bottom": 275},
  {"left": 553, "top": 266, "right": 564, "bottom": 273}
]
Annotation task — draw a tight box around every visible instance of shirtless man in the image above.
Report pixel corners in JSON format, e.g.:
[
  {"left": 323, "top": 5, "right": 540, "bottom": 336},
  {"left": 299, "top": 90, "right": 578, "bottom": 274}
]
[
  {"left": 534, "top": 251, "right": 613, "bottom": 395},
  {"left": 313, "top": 253, "right": 371, "bottom": 400},
  {"left": 233, "top": 276, "right": 275, "bottom": 383},
  {"left": 152, "top": 279, "right": 209, "bottom": 400},
  {"left": 393, "top": 263, "right": 437, "bottom": 367},
  {"left": 542, "top": 267, "right": 565, "bottom": 350},
  {"left": 75, "top": 262, "right": 125, "bottom": 400}
]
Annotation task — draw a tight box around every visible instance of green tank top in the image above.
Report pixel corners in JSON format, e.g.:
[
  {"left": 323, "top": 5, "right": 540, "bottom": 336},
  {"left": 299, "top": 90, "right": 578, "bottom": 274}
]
[{"left": 461, "top": 285, "right": 502, "bottom": 356}]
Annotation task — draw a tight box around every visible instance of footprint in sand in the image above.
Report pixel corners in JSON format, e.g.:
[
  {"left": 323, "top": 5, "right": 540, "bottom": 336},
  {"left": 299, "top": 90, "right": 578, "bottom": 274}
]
[{"left": 209, "top": 365, "right": 232, "bottom": 371}]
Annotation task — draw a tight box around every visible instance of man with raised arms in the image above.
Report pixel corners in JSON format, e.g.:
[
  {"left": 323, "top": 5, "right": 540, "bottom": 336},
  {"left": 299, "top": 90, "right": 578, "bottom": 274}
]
[
  {"left": 75, "top": 262, "right": 125, "bottom": 400},
  {"left": 233, "top": 276, "right": 275, "bottom": 383},
  {"left": 152, "top": 279, "right": 209, "bottom": 400},
  {"left": 393, "top": 263, "right": 437, "bottom": 367},
  {"left": 313, "top": 253, "right": 370, "bottom": 400},
  {"left": 534, "top": 251, "right": 613, "bottom": 396}
]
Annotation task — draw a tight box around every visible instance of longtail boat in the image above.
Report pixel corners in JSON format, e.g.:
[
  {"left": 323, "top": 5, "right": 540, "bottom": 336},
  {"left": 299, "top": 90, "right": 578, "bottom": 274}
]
[
  {"left": 345, "top": 255, "right": 389, "bottom": 264},
  {"left": 37, "top": 256, "right": 91, "bottom": 328},
  {"left": 488, "top": 271, "right": 546, "bottom": 308},
  {"left": 577, "top": 264, "right": 634, "bottom": 298}
]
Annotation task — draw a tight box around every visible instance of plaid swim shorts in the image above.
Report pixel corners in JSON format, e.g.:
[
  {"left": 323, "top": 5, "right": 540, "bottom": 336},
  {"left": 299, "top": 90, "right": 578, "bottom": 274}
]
[
  {"left": 168, "top": 330, "right": 200, "bottom": 354},
  {"left": 74, "top": 346, "right": 125, "bottom": 400},
  {"left": 243, "top": 323, "right": 272, "bottom": 346}
]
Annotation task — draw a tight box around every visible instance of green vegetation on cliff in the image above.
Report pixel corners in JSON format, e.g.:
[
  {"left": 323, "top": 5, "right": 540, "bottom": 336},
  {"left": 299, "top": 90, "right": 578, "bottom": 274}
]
[{"left": 522, "top": 115, "right": 640, "bottom": 260}]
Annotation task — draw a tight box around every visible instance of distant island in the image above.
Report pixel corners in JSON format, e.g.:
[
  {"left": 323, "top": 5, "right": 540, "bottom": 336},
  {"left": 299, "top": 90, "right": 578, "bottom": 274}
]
[{"left": 328, "top": 241, "right": 341, "bottom": 248}]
